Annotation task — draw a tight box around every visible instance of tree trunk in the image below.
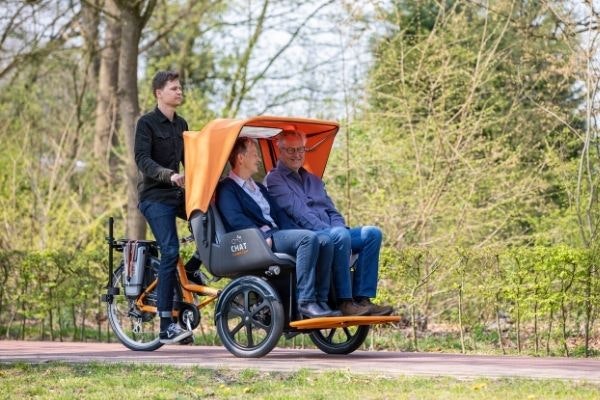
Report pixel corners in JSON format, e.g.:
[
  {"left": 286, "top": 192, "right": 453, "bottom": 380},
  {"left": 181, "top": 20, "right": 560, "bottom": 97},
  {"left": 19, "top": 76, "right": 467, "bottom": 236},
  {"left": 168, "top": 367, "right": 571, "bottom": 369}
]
[
  {"left": 534, "top": 299, "right": 539, "bottom": 355},
  {"left": 58, "top": 304, "right": 63, "bottom": 342},
  {"left": 546, "top": 308, "right": 553, "bottom": 356},
  {"left": 115, "top": 1, "right": 157, "bottom": 239},
  {"left": 176, "top": 1, "right": 200, "bottom": 83},
  {"left": 458, "top": 280, "right": 465, "bottom": 354},
  {"left": 560, "top": 300, "right": 570, "bottom": 357},
  {"left": 494, "top": 303, "right": 505, "bottom": 355},
  {"left": 48, "top": 293, "right": 54, "bottom": 341},
  {"left": 0, "top": 264, "right": 8, "bottom": 329},
  {"left": 94, "top": 0, "right": 121, "bottom": 176},
  {"left": 71, "top": 304, "right": 77, "bottom": 341},
  {"left": 40, "top": 316, "right": 45, "bottom": 341},
  {"left": 516, "top": 298, "right": 521, "bottom": 354},
  {"left": 80, "top": 0, "right": 101, "bottom": 90},
  {"left": 81, "top": 304, "right": 86, "bottom": 341},
  {"left": 584, "top": 262, "right": 593, "bottom": 357},
  {"left": 410, "top": 303, "right": 418, "bottom": 351}
]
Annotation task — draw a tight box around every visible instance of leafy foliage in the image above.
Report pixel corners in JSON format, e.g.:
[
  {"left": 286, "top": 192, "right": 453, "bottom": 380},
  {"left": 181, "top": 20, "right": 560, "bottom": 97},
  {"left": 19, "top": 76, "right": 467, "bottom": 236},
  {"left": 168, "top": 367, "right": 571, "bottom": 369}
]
[{"left": 326, "top": 0, "right": 585, "bottom": 248}]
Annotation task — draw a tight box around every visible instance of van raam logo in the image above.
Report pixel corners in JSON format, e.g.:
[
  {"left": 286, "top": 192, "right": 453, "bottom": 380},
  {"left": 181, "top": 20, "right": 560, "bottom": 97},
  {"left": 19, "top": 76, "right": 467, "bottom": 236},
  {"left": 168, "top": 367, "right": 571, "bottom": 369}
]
[{"left": 230, "top": 234, "right": 248, "bottom": 256}]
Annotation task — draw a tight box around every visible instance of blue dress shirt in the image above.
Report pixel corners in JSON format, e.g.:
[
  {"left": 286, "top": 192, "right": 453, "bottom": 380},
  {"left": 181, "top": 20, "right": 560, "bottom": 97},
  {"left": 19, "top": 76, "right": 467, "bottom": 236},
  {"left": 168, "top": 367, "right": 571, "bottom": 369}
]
[{"left": 265, "top": 161, "right": 346, "bottom": 230}]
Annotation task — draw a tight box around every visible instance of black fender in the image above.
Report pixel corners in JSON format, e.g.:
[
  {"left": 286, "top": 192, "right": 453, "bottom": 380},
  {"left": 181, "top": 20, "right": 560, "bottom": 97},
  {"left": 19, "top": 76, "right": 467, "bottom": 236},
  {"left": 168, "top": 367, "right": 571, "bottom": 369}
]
[{"left": 214, "top": 275, "right": 281, "bottom": 323}]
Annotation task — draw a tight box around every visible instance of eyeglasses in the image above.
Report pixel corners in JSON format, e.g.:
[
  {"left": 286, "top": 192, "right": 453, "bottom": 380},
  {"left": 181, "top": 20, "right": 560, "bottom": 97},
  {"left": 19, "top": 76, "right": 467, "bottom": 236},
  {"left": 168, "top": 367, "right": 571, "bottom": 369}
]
[{"left": 281, "top": 146, "right": 306, "bottom": 155}]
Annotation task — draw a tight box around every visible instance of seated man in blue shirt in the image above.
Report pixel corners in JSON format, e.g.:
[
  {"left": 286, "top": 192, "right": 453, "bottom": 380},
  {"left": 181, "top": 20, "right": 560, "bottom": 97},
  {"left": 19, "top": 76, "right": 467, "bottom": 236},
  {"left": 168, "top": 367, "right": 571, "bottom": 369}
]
[
  {"left": 265, "top": 129, "right": 393, "bottom": 316},
  {"left": 216, "top": 137, "right": 341, "bottom": 318}
]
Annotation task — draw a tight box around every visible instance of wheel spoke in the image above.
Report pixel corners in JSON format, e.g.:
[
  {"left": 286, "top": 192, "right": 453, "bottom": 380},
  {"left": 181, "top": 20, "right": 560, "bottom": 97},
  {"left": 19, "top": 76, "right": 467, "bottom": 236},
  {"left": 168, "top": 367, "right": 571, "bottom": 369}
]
[
  {"left": 232, "top": 296, "right": 244, "bottom": 308},
  {"left": 228, "top": 304, "right": 245, "bottom": 318},
  {"left": 243, "top": 289, "right": 251, "bottom": 313},
  {"left": 229, "top": 319, "right": 245, "bottom": 336},
  {"left": 250, "top": 299, "right": 266, "bottom": 317},
  {"left": 245, "top": 322, "right": 254, "bottom": 347},
  {"left": 342, "top": 326, "right": 353, "bottom": 339},
  {"left": 252, "top": 317, "right": 269, "bottom": 331},
  {"left": 326, "top": 328, "right": 336, "bottom": 342}
]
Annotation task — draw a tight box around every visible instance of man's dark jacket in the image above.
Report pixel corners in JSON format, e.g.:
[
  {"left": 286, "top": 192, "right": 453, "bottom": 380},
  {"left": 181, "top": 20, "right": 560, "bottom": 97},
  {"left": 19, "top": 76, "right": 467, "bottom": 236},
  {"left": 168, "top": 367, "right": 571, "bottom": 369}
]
[
  {"left": 216, "top": 177, "right": 300, "bottom": 239},
  {"left": 134, "top": 107, "right": 188, "bottom": 206}
]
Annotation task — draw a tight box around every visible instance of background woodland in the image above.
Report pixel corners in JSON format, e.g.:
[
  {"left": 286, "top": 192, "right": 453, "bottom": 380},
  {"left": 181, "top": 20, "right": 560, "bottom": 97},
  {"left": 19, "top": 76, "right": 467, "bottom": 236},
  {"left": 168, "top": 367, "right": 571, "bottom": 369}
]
[{"left": 1, "top": 0, "right": 600, "bottom": 356}]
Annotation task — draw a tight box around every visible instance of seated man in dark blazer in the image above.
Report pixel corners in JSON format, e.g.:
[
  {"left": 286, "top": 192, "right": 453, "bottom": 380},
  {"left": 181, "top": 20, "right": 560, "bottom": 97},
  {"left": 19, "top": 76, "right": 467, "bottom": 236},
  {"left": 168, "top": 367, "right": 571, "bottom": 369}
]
[{"left": 216, "top": 137, "right": 341, "bottom": 318}]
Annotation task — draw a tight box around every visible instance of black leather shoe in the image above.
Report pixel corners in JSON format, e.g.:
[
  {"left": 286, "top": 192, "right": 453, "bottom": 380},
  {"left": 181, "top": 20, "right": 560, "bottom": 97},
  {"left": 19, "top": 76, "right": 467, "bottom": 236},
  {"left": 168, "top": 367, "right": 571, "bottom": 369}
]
[
  {"left": 298, "top": 302, "right": 333, "bottom": 318},
  {"left": 318, "top": 302, "right": 342, "bottom": 317}
]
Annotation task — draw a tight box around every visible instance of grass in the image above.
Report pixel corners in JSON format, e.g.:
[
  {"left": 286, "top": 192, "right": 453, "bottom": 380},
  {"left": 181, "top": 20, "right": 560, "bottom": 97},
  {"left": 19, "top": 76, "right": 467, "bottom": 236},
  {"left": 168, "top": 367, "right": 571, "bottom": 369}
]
[{"left": 0, "top": 362, "right": 599, "bottom": 400}]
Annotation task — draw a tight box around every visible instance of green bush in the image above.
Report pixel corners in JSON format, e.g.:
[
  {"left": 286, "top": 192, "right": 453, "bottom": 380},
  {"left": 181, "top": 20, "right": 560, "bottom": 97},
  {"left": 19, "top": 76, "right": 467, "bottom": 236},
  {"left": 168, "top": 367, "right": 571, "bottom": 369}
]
[{"left": 2, "top": 244, "right": 598, "bottom": 356}]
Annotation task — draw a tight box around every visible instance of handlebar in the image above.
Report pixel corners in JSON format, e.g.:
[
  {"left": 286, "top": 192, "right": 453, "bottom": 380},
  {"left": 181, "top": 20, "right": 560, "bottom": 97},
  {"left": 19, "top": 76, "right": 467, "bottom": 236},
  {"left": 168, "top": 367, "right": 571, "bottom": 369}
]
[{"left": 110, "top": 235, "right": 195, "bottom": 252}]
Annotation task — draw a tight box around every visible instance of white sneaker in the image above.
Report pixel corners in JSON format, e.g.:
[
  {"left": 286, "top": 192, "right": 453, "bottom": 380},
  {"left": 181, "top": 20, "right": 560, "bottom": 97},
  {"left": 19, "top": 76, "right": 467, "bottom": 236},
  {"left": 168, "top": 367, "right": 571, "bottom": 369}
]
[{"left": 159, "top": 323, "right": 192, "bottom": 344}]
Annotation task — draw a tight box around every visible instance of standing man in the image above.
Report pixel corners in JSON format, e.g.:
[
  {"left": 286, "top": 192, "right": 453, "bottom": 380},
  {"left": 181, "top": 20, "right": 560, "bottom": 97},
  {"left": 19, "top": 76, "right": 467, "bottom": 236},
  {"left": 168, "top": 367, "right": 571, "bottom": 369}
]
[
  {"left": 134, "top": 70, "right": 194, "bottom": 344},
  {"left": 265, "top": 129, "right": 394, "bottom": 316}
]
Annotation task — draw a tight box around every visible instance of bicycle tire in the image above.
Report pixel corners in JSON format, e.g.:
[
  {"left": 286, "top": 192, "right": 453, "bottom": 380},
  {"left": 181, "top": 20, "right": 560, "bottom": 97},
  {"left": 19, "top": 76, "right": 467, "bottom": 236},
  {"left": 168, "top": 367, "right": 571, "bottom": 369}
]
[{"left": 107, "top": 263, "right": 163, "bottom": 351}]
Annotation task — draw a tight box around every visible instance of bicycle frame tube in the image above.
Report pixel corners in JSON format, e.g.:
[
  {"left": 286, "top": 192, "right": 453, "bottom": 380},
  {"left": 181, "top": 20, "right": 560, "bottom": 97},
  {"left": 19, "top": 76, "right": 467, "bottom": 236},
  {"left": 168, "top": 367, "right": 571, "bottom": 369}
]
[
  {"left": 135, "top": 258, "right": 219, "bottom": 315},
  {"left": 176, "top": 258, "right": 220, "bottom": 306}
]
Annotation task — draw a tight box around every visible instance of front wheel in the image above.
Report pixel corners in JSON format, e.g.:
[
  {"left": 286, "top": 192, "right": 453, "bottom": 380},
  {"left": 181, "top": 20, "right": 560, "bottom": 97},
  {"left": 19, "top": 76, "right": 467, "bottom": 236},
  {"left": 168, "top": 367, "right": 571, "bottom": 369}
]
[
  {"left": 107, "top": 263, "right": 163, "bottom": 351},
  {"left": 309, "top": 325, "right": 370, "bottom": 355},
  {"left": 215, "top": 276, "right": 284, "bottom": 358}
]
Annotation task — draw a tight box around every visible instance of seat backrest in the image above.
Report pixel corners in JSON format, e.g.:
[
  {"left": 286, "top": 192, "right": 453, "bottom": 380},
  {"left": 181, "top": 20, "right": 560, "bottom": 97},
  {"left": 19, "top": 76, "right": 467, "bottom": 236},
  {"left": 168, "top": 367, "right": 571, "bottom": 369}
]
[
  {"left": 211, "top": 204, "right": 226, "bottom": 245},
  {"left": 209, "top": 203, "right": 356, "bottom": 268},
  {"left": 190, "top": 205, "right": 295, "bottom": 278}
]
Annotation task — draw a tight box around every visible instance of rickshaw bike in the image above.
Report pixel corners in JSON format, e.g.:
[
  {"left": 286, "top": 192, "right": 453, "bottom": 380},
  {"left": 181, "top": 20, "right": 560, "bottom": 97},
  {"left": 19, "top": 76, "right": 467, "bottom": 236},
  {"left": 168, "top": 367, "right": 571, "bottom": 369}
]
[{"left": 102, "top": 116, "right": 400, "bottom": 358}]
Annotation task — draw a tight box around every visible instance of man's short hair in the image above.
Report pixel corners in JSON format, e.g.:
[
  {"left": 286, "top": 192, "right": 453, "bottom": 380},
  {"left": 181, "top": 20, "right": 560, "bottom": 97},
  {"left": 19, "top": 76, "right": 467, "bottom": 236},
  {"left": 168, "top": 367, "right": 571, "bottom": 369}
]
[
  {"left": 228, "top": 137, "right": 255, "bottom": 168},
  {"left": 151, "top": 70, "right": 180, "bottom": 98},
  {"left": 277, "top": 129, "right": 306, "bottom": 148}
]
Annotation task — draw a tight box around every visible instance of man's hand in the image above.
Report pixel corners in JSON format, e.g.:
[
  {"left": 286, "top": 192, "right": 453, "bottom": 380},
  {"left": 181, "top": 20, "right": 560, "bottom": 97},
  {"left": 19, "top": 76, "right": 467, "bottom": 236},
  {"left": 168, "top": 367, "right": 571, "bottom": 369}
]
[
  {"left": 265, "top": 237, "right": 273, "bottom": 248},
  {"left": 170, "top": 173, "right": 185, "bottom": 187}
]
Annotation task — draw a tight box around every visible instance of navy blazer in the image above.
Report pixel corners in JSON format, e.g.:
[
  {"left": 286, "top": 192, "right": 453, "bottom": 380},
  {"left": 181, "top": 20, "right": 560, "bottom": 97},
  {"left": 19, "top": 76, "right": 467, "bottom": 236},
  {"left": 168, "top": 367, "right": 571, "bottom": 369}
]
[{"left": 216, "top": 177, "right": 300, "bottom": 239}]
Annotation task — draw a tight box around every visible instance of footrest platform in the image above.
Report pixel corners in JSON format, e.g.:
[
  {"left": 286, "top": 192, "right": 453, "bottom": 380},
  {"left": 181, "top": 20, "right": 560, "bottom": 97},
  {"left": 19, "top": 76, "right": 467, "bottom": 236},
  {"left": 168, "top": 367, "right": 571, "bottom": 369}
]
[{"left": 289, "top": 315, "right": 401, "bottom": 330}]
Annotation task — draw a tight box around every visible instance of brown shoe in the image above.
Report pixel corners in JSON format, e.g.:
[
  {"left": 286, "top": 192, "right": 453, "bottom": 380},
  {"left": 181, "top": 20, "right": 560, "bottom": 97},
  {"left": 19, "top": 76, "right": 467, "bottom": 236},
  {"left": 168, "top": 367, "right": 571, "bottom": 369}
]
[
  {"left": 338, "top": 300, "right": 371, "bottom": 316},
  {"left": 357, "top": 298, "right": 393, "bottom": 316}
]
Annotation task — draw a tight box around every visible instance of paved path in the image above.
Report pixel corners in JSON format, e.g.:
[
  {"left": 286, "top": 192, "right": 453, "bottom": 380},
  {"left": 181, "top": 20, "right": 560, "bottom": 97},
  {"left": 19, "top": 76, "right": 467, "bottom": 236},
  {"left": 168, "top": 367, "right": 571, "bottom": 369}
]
[{"left": 1, "top": 341, "right": 599, "bottom": 382}]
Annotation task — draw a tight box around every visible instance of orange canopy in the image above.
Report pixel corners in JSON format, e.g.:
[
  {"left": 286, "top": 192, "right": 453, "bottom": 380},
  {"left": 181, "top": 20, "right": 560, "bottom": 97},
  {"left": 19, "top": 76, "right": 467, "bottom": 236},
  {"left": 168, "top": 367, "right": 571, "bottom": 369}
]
[{"left": 184, "top": 115, "right": 339, "bottom": 217}]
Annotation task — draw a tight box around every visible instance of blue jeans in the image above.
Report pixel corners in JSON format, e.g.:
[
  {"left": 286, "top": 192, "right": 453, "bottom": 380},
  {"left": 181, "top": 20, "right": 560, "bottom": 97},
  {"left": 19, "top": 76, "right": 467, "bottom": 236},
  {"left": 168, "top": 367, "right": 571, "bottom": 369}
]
[
  {"left": 315, "top": 233, "right": 334, "bottom": 302},
  {"left": 271, "top": 229, "right": 326, "bottom": 304},
  {"left": 139, "top": 201, "right": 181, "bottom": 317},
  {"left": 320, "top": 227, "right": 352, "bottom": 299},
  {"left": 320, "top": 226, "right": 382, "bottom": 299},
  {"left": 349, "top": 226, "right": 382, "bottom": 298}
]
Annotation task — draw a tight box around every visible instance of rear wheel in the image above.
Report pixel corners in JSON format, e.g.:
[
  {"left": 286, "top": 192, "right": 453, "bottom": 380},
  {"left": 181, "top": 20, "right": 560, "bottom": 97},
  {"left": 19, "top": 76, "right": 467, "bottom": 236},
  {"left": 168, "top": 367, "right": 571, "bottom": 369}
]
[
  {"left": 216, "top": 276, "right": 283, "bottom": 358},
  {"left": 309, "top": 325, "right": 369, "bottom": 355},
  {"left": 107, "top": 263, "right": 163, "bottom": 351}
]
